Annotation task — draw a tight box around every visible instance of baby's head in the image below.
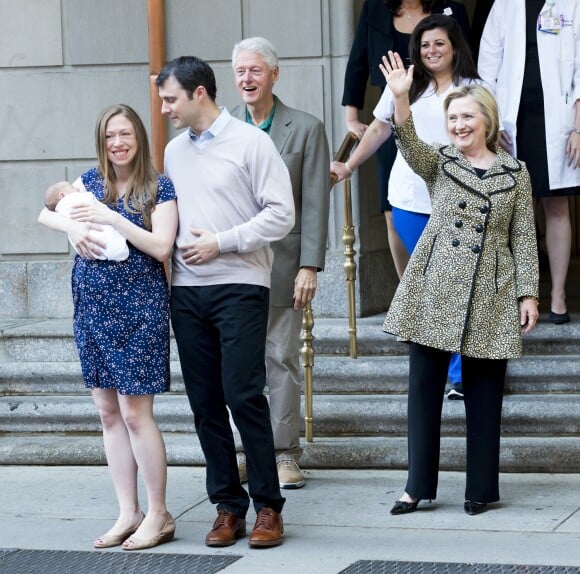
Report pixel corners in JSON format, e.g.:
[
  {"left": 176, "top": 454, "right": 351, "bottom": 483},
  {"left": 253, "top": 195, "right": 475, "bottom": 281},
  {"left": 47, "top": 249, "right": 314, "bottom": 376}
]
[{"left": 44, "top": 181, "right": 78, "bottom": 211}]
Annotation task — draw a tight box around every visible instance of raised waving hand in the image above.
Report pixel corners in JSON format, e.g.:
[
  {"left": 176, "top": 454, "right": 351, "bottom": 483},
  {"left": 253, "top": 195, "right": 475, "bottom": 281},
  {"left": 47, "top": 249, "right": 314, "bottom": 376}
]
[{"left": 379, "top": 51, "right": 414, "bottom": 125}]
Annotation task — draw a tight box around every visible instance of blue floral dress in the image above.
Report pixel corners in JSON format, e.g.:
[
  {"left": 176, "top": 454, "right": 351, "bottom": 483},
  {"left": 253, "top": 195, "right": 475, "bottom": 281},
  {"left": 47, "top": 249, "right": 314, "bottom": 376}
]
[{"left": 72, "top": 168, "right": 176, "bottom": 395}]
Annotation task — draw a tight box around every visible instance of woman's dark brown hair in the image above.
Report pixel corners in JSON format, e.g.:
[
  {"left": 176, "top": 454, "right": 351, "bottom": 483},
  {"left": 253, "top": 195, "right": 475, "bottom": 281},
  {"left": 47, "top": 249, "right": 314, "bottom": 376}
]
[{"left": 408, "top": 14, "right": 479, "bottom": 104}]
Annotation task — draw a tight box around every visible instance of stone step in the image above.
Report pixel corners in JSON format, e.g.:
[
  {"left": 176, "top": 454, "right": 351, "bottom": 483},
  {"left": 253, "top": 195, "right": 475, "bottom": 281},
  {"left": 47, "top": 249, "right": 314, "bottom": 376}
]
[
  {"left": 313, "top": 314, "right": 580, "bottom": 356},
  {"left": 0, "top": 361, "right": 188, "bottom": 396},
  {"left": 2, "top": 355, "right": 579, "bottom": 396},
  {"left": 2, "top": 315, "right": 580, "bottom": 363},
  {"left": 1, "top": 433, "right": 579, "bottom": 473},
  {"left": 2, "top": 394, "right": 580, "bottom": 436},
  {"left": 313, "top": 355, "right": 580, "bottom": 394}
]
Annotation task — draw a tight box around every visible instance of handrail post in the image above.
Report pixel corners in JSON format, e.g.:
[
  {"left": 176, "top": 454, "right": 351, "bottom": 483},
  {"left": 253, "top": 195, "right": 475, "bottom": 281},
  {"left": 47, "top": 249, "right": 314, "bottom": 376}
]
[
  {"left": 342, "top": 177, "right": 358, "bottom": 358},
  {"left": 300, "top": 132, "right": 360, "bottom": 441},
  {"left": 332, "top": 132, "right": 359, "bottom": 358},
  {"left": 300, "top": 303, "right": 315, "bottom": 442}
]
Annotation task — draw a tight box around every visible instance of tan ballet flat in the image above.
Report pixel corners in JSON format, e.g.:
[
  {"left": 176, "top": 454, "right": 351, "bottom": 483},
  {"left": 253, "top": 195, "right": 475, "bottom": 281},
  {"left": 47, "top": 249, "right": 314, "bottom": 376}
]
[
  {"left": 93, "top": 512, "right": 145, "bottom": 548},
  {"left": 122, "top": 513, "right": 176, "bottom": 551}
]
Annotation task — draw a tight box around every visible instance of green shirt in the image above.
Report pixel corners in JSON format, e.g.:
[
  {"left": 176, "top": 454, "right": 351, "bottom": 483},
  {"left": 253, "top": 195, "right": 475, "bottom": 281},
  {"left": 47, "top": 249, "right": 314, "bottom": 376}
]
[{"left": 245, "top": 97, "right": 277, "bottom": 134}]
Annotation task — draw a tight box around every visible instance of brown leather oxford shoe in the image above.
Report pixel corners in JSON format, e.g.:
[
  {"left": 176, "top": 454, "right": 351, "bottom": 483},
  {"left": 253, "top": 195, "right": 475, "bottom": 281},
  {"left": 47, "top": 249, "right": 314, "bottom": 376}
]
[
  {"left": 205, "top": 510, "right": 246, "bottom": 547},
  {"left": 248, "top": 507, "right": 283, "bottom": 548}
]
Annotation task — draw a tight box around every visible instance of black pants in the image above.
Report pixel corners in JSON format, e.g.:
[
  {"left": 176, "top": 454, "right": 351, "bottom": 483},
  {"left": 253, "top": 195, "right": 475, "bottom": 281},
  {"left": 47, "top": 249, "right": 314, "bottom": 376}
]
[
  {"left": 406, "top": 343, "right": 507, "bottom": 503},
  {"left": 171, "top": 284, "right": 285, "bottom": 517}
]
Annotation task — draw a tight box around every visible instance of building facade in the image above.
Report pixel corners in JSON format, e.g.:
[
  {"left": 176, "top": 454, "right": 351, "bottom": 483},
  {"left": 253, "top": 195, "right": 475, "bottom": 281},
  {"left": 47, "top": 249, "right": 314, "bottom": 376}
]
[{"left": 0, "top": 0, "right": 474, "bottom": 320}]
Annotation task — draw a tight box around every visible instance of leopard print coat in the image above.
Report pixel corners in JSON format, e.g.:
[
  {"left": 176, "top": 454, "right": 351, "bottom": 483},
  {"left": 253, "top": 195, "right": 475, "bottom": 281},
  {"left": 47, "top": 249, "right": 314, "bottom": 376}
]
[{"left": 382, "top": 114, "right": 539, "bottom": 359}]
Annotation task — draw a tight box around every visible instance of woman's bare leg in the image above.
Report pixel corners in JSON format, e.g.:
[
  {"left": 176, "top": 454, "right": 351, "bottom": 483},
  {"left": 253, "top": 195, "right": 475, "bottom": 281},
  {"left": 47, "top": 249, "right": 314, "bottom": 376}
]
[
  {"left": 385, "top": 210, "right": 410, "bottom": 279},
  {"left": 92, "top": 389, "right": 142, "bottom": 541},
  {"left": 118, "top": 393, "right": 169, "bottom": 541},
  {"left": 542, "top": 196, "right": 571, "bottom": 314}
]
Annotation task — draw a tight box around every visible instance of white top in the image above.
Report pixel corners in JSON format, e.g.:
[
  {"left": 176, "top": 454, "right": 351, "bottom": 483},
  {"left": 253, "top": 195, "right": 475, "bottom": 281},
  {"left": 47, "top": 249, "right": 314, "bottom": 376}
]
[
  {"left": 374, "top": 79, "right": 475, "bottom": 214},
  {"left": 55, "top": 192, "right": 129, "bottom": 261},
  {"left": 478, "top": 0, "right": 580, "bottom": 190},
  {"left": 165, "top": 108, "right": 295, "bottom": 288}
]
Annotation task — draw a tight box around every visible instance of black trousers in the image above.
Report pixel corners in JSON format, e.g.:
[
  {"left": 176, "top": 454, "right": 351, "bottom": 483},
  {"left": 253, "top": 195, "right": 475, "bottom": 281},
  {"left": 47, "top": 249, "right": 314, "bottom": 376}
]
[
  {"left": 171, "top": 284, "right": 285, "bottom": 517},
  {"left": 406, "top": 343, "right": 507, "bottom": 503}
]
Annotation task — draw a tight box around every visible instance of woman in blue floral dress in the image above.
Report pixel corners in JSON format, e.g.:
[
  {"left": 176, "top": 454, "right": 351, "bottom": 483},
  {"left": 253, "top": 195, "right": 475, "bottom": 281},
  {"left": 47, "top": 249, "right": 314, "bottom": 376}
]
[{"left": 38, "top": 104, "right": 178, "bottom": 550}]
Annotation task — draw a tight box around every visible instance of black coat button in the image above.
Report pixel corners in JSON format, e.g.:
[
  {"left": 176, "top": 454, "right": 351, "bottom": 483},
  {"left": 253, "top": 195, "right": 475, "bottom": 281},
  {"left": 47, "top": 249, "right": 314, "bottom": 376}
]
[
  {"left": 458, "top": 200, "right": 467, "bottom": 209},
  {"left": 455, "top": 220, "right": 463, "bottom": 228},
  {"left": 475, "top": 224, "right": 484, "bottom": 233},
  {"left": 471, "top": 245, "right": 481, "bottom": 254},
  {"left": 451, "top": 239, "right": 460, "bottom": 247},
  {"left": 480, "top": 205, "right": 489, "bottom": 214}
]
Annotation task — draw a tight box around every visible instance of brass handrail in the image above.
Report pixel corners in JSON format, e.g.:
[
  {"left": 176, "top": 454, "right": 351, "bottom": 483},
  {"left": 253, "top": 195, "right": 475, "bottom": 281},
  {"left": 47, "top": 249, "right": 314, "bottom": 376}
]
[
  {"left": 301, "top": 132, "right": 359, "bottom": 442},
  {"left": 342, "top": 177, "right": 358, "bottom": 359},
  {"left": 300, "top": 303, "right": 315, "bottom": 442},
  {"left": 333, "top": 132, "right": 359, "bottom": 358}
]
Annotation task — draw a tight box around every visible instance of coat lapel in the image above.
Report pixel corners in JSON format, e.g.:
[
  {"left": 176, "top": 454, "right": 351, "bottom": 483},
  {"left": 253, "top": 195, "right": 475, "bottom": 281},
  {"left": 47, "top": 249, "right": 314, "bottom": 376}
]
[
  {"left": 232, "top": 98, "right": 293, "bottom": 154},
  {"left": 440, "top": 145, "right": 522, "bottom": 198},
  {"left": 269, "top": 99, "right": 293, "bottom": 155}
]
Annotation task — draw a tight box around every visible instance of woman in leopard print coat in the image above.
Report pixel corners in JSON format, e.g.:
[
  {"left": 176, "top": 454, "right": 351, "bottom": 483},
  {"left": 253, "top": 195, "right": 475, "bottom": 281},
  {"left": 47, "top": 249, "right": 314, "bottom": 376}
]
[{"left": 381, "top": 52, "right": 539, "bottom": 517}]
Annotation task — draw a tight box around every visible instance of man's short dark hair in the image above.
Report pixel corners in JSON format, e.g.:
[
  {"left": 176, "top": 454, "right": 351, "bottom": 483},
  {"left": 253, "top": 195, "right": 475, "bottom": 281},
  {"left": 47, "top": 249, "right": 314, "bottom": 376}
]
[{"left": 155, "top": 56, "right": 217, "bottom": 101}]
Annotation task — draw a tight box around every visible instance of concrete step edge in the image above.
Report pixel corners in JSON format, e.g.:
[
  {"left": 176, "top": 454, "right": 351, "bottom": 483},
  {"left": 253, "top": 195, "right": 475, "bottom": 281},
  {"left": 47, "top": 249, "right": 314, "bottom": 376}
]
[
  {"left": 2, "top": 355, "right": 579, "bottom": 384},
  {"left": 1, "top": 434, "right": 579, "bottom": 473},
  {"left": 3, "top": 317, "right": 580, "bottom": 361},
  {"left": 2, "top": 394, "right": 580, "bottom": 434}
]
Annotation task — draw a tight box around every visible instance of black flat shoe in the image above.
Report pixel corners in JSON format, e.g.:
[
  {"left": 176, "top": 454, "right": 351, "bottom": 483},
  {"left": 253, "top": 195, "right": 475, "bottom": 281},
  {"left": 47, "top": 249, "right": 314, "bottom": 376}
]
[
  {"left": 550, "top": 311, "right": 571, "bottom": 325},
  {"left": 464, "top": 501, "right": 487, "bottom": 515},
  {"left": 390, "top": 499, "right": 419, "bottom": 515}
]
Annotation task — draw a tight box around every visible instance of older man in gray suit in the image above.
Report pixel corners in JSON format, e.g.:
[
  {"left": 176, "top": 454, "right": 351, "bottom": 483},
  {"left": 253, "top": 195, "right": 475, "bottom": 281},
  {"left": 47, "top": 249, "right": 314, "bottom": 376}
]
[{"left": 231, "top": 37, "right": 330, "bottom": 489}]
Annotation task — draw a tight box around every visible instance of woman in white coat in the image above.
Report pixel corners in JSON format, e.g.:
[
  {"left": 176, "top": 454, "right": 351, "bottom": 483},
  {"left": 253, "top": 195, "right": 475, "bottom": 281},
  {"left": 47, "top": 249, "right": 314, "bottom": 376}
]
[{"left": 478, "top": 0, "right": 580, "bottom": 324}]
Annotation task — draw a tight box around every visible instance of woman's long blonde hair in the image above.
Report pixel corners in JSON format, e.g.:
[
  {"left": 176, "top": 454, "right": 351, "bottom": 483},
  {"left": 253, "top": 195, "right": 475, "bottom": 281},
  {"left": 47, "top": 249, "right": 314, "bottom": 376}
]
[{"left": 95, "top": 104, "right": 158, "bottom": 230}]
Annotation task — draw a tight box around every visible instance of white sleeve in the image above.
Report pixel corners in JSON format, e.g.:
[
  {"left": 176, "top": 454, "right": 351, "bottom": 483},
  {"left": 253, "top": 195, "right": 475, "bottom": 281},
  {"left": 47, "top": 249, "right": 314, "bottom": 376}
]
[
  {"left": 373, "top": 86, "right": 395, "bottom": 123},
  {"left": 573, "top": 0, "right": 580, "bottom": 103},
  {"left": 477, "top": 0, "right": 504, "bottom": 94}
]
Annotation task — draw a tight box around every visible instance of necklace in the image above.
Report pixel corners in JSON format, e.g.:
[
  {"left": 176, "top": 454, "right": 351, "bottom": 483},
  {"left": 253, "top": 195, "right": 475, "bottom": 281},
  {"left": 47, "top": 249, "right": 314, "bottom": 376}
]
[
  {"left": 404, "top": 8, "right": 421, "bottom": 19},
  {"left": 402, "top": 2, "right": 422, "bottom": 20}
]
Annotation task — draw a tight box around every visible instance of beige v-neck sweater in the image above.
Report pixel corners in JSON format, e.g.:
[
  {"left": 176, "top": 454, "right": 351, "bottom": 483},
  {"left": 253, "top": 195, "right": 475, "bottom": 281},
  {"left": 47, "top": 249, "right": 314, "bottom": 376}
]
[{"left": 165, "top": 113, "right": 294, "bottom": 288}]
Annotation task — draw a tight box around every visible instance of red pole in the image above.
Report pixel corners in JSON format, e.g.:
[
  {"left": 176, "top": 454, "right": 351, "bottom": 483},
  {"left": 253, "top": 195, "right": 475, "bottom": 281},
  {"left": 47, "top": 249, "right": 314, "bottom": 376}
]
[
  {"left": 147, "top": 0, "right": 170, "bottom": 277},
  {"left": 147, "top": 0, "right": 167, "bottom": 173}
]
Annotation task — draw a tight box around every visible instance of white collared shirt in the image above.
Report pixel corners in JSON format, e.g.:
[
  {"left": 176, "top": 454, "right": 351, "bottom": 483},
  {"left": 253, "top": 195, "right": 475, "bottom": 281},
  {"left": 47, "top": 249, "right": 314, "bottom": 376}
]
[{"left": 188, "top": 107, "right": 231, "bottom": 150}]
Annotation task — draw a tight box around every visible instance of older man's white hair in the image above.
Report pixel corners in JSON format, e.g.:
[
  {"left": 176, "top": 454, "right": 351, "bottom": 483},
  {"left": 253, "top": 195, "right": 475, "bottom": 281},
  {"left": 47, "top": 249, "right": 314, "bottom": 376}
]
[{"left": 232, "top": 36, "right": 279, "bottom": 70}]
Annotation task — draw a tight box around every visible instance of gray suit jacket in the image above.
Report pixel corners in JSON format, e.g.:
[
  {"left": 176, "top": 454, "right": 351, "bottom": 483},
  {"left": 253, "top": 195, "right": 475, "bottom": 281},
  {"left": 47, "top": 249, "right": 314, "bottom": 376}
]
[{"left": 231, "top": 98, "right": 330, "bottom": 306}]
